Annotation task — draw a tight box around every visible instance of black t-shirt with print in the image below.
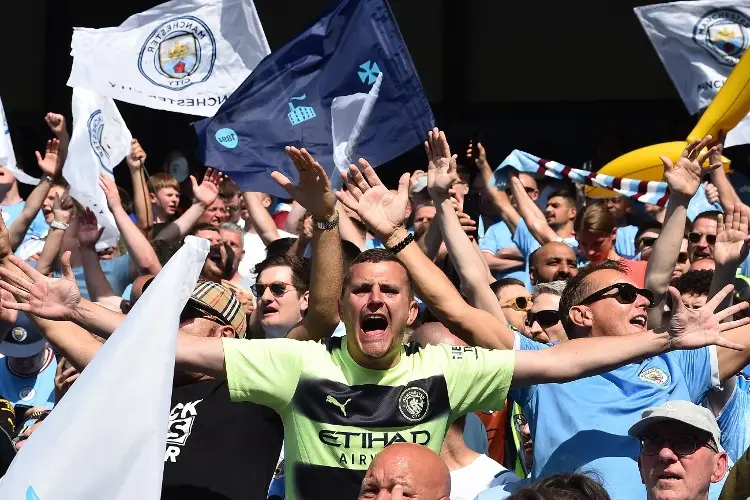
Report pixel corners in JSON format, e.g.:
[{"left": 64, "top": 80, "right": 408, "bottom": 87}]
[{"left": 163, "top": 378, "right": 283, "bottom": 500}]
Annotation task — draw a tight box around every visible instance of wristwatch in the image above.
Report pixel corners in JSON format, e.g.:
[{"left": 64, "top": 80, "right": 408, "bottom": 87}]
[
  {"left": 41, "top": 175, "right": 54, "bottom": 184},
  {"left": 313, "top": 211, "right": 339, "bottom": 231},
  {"left": 50, "top": 220, "right": 69, "bottom": 231}
]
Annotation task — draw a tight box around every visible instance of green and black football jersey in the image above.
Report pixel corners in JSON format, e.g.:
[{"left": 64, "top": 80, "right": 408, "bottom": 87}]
[{"left": 223, "top": 336, "right": 514, "bottom": 500}]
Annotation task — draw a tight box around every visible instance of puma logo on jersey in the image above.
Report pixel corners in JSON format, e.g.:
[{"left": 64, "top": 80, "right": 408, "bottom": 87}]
[{"left": 326, "top": 395, "right": 352, "bottom": 416}]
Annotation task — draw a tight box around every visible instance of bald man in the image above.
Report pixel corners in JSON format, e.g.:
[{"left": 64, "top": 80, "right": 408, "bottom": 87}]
[
  {"left": 529, "top": 241, "right": 578, "bottom": 285},
  {"left": 690, "top": 258, "right": 716, "bottom": 272},
  {"left": 359, "top": 443, "right": 450, "bottom": 500},
  {"left": 410, "top": 324, "right": 515, "bottom": 500}
]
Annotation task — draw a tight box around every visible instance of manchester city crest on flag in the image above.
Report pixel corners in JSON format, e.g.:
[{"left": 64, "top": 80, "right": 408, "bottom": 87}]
[
  {"left": 693, "top": 8, "right": 750, "bottom": 66},
  {"left": 138, "top": 16, "right": 217, "bottom": 90},
  {"left": 87, "top": 110, "right": 112, "bottom": 172}
]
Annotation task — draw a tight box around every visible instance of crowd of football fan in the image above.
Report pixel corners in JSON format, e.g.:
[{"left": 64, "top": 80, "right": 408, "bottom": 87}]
[{"left": 2, "top": 114, "right": 750, "bottom": 500}]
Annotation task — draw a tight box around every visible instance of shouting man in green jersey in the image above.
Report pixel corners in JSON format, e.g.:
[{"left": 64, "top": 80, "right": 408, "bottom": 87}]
[{"left": 0, "top": 142, "right": 747, "bottom": 500}]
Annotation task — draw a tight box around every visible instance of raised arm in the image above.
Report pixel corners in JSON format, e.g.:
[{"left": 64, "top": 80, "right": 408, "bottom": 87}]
[
  {"left": 75, "top": 209, "right": 117, "bottom": 302},
  {"left": 9, "top": 139, "right": 61, "bottom": 250},
  {"left": 155, "top": 169, "right": 225, "bottom": 242},
  {"left": 508, "top": 174, "right": 559, "bottom": 245},
  {"left": 424, "top": 130, "right": 507, "bottom": 322},
  {"left": 514, "top": 285, "right": 748, "bottom": 387},
  {"left": 467, "top": 141, "right": 521, "bottom": 233},
  {"left": 272, "top": 147, "right": 342, "bottom": 341},
  {"left": 336, "top": 131, "right": 514, "bottom": 350},
  {"left": 708, "top": 132, "right": 742, "bottom": 211},
  {"left": 35, "top": 191, "right": 73, "bottom": 276},
  {"left": 646, "top": 136, "right": 720, "bottom": 328},
  {"left": 126, "top": 139, "right": 153, "bottom": 238},
  {"left": 242, "top": 192, "right": 280, "bottom": 245},
  {"left": 99, "top": 173, "right": 161, "bottom": 275}
]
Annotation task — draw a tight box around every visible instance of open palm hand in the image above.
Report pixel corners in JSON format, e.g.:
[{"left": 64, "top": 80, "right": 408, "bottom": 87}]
[
  {"left": 0, "top": 253, "right": 81, "bottom": 321},
  {"left": 336, "top": 159, "right": 410, "bottom": 242},
  {"left": 714, "top": 203, "right": 750, "bottom": 266},
  {"left": 661, "top": 135, "right": 722, "bottom": 199},
  {"left": 425, "top": 127, "right": 458, "bottom": 200},
  {"left": 667, "top": 285, "right": 749, "bottom": 351}
]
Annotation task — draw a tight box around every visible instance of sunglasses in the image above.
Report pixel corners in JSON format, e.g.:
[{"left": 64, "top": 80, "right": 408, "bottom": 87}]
[
  {"left": 688, "top": 232, "right": 716, "bottom": 245},
  {"left": 513, "top": 414, "right": 528, "bottom": 432},
  {"left": 251, "top": 281, "right": 297, "bottom": 298},
  {"left": 179, "top": 305, "right": 227, "bottom": 326},
  {"left": 502, "top": 296, "right": 532, "bottom": 312},
  {"left": 677, "top": 252, "right": 689, "bottom": 264},
  {"left": 578, "top": 282, "right": 656, "bottom": 309},
  {"left": 225, "top": 205, "right": 240, "bottom": 213},
  {"left": 526, "top": 310, "right": 560, "bottom": 328},
  {"left": 637, "top": 236, "right": 657, "bottom": 249},
  {"left": 639, "top": 435, "right": 717, "bottom": 457}
]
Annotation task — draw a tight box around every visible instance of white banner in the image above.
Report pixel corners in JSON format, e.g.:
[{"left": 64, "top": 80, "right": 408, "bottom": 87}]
[
  {"left": 0, "top": 236, "right": 209, "bottom": 499},
  {"left": 635, "top": 0, "right": 750, "bottom": 146},
  {"left": 68, "top": 0, "right": 270, "bottom": 117},
  {"left": 0, "top": 98, "right": 40, "bottom": 186},
  {"left": 63, "top": 88, "right": 131, "bottom": 249}
]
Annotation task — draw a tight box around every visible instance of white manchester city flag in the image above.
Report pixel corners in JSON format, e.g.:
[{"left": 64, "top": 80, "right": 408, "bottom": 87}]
[
  {"left": 68, "top": 0, "right": 271, "bottom": 117},
  {"left": 635, "top": 0, "right": 750, "bottom": 147},
  {"left": 63, "top": 88, "right": 132, "bottom": 250},
  {"left": 0, "top": 236, "right": 209, "bottom": 499},
  {"left": 0, "top": 98, "right": 40, "bottom": 186}
]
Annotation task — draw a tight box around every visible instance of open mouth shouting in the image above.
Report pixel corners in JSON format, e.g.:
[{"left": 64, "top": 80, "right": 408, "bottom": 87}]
[{"left": 360, "top": 312, "right": 389, "bottom": 341}]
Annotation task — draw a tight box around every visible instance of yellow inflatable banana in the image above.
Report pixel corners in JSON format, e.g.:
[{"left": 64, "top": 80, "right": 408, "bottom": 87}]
[{"left": 585, "top": 45, "right": 750, "bottom": 200}]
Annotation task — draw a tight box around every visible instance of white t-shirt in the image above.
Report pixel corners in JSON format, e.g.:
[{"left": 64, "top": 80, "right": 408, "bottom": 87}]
[
  {"left": 238, "top": 230, "right": 297, "bottom": 285},
  {"left": 449, "top": 454, "right": 506, "bottom": 500}
]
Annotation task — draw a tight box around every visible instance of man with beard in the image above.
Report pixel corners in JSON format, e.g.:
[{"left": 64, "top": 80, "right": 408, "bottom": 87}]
[
  {"left": 529, "top": 242, "right": 578, "bottom": 285},
  {"left": 688, "top": 211, "right": 720, "bottom": 264}
]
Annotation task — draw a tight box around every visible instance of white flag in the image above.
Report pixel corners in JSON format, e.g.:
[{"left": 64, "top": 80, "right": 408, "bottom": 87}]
[
  {"left": 635, "top": 1, "right": 750, "bottom": 146},
  {"left": 0, "top": 98, "right": 40, "bottom": 186},
  {"left": 63, "top": 88, "right": 131, "bottom": 249},
  {"left": 68, "top": 0, "right": 270, "bottom": 117},
  {"left": 0, "top": 236, "right": 209, "bottom": 499},
  {"left": 331, "top": 72, "right": 383, "bottom": 189}
]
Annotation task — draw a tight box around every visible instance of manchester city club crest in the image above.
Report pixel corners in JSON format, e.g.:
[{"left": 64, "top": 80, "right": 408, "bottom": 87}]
[
  {"left": 639, "top": 367, "right": 670, "bottom": 387},
  {"left": 87, "top": 110, "right": 113, "bottom": 173},
  {"left": 398, "top": 386, "right": 429, "bottom": 422},
  {"left": 138, "top": 16, "right": 216, "bottom": 90},
  {"left": 694, "top": 8, "right": 750, "bottom": 66},
  {"left": 11, "top": 327, "right": 26, "bottom": 342}
]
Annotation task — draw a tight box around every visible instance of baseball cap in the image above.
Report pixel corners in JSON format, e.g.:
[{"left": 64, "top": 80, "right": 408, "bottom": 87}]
[
  {"left": 0, "top": 313, "right": 46, "bottom": 358},
  {"left": 628, "top": 400, "right": 721, "bottom": 447}
]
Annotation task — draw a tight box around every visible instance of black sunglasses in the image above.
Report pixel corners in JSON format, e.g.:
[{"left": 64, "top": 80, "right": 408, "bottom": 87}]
[
  {"left": 526, "top": 310, "right": 560, "bottom": 328},
  {"left": 637, "top": 236, "right": 657, "bottom": 249},
  {"left": 578, "top": 282, "right": 656, "bottom": 309},
  {"left": 179, "top": 304, "right": 228, "bottom": 326},
  {"left": 251, "top": 281, "right": 297, "bottom": 298},
  {"left": 225, "top": 205, "right": 240, "bottom": 213},
  {"left": 688, "top": 232, "right": 717, "bottom": 245},
  {"left": 640, "top": 435, "right": 717, "bottom": 457}
]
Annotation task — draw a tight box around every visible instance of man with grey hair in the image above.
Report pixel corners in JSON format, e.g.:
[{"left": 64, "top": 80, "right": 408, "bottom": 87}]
[
  {"left": 630, "top": 400, "right": 728, "bottom": 500},
  {"left": 218, "top": 222, "right": 254, "bottom": 303},
  {"left": 525, "top": 280, "right": 568, "bottom": 344}
]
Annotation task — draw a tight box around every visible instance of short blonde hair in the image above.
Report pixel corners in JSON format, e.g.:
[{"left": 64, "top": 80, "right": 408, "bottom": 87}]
[
  {"left": 149, "top": 173, "right": 180, "bottom": 194},
  {"left": 577, "top": 202, "right": 616, "bottom": 235}
]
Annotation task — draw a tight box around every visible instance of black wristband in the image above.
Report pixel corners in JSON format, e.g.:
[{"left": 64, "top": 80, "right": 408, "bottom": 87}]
[{"left": 387, "top": 232, "right": 414, "bottom": 254}]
